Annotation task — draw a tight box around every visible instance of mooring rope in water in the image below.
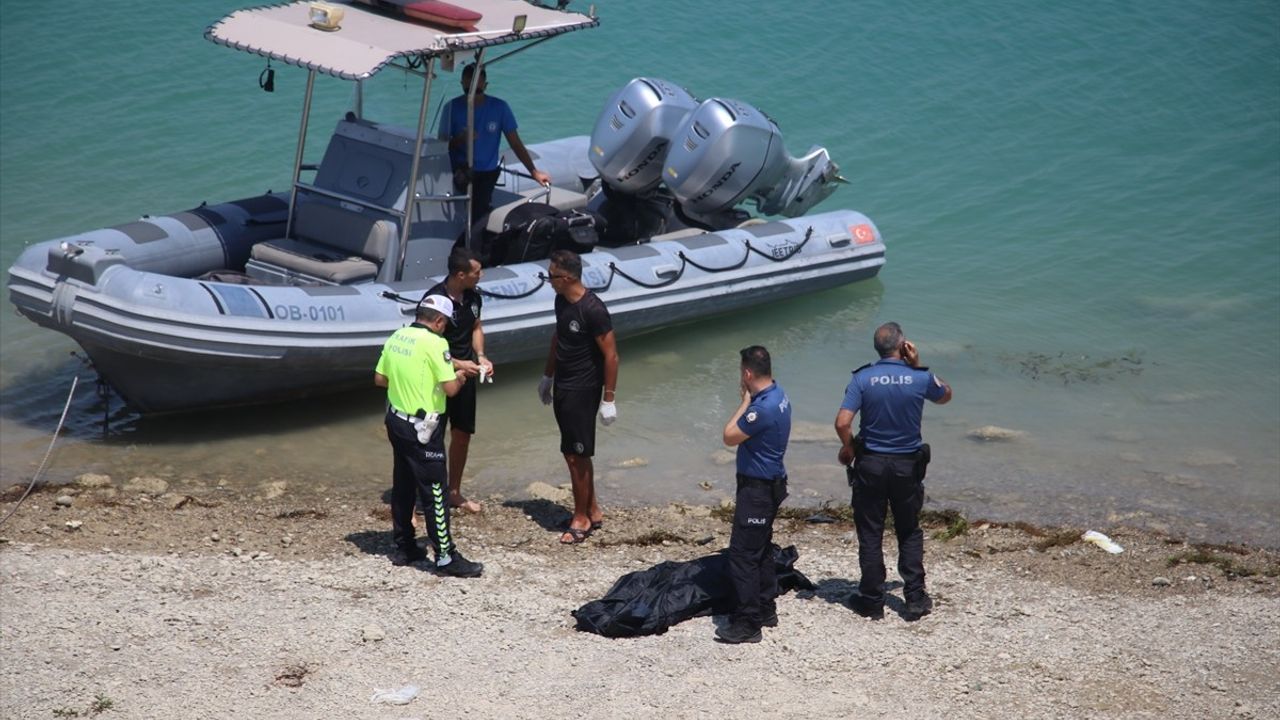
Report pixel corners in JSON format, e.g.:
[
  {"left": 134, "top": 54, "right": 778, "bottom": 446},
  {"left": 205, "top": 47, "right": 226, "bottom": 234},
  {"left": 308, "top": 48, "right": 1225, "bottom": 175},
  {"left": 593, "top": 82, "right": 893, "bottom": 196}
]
[{"left": 0, "top": 376, "right": 79, "bottom": 529}]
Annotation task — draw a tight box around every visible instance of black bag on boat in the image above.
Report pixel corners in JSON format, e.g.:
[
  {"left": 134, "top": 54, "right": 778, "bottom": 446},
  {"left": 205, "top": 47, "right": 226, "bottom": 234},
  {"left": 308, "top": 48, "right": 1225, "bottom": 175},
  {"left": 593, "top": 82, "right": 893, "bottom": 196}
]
[
  {"left": 571, "top": 544, "right": 814, "bottom": 638},
  {"left": 487, "top": 202, "right": 558, "bottom": 266},
  {"left": 493, "top": 204, "right": 606, "bottom": 265},
  {"left": 556, "top": 209, "right": 605, "bottom": 253}
]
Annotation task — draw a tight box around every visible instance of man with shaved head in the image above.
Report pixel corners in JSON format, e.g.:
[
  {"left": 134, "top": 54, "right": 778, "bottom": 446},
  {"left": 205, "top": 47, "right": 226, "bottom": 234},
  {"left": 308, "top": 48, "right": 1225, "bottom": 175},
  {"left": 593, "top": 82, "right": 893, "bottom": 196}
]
[{"left": 834, "top": 322, "right": 952, "bottom": 621}]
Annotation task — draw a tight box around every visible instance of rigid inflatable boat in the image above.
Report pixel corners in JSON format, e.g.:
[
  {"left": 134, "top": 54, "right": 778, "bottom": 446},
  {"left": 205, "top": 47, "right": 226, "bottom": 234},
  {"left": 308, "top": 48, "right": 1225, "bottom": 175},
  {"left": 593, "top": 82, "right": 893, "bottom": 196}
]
[{"left": 6, "top": 1, "right": 885, "bottom": 414}]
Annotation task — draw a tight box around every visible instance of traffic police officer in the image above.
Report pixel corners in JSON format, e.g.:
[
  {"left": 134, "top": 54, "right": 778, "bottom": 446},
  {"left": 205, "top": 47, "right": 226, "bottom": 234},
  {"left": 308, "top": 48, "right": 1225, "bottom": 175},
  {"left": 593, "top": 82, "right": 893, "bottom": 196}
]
[
  {"left": 835, "top": 322, "right": 951, "bottom": 620},
  {"left": 374, "top": 294, "right": 484, "bottom": 577},
  {"left": 718, "top": 345, "right": 792, "bottom": 644}
]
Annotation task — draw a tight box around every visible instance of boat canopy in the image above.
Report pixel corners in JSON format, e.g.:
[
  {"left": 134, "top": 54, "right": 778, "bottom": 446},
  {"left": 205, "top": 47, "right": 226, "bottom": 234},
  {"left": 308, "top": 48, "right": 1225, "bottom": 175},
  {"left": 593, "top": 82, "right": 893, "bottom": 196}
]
[{"left": 205, "top": 1, "right": 599, "bottom": 80}]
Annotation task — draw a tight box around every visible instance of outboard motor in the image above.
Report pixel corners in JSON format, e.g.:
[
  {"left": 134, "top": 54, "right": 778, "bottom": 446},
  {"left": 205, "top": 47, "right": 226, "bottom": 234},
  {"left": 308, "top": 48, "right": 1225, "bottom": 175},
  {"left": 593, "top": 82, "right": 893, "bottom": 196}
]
[
  {"left": 589, "top": 78, "right": 699, "bottom": 195},
  {"left": 663, "top": 98, "right": 842, "bottom": 220}
]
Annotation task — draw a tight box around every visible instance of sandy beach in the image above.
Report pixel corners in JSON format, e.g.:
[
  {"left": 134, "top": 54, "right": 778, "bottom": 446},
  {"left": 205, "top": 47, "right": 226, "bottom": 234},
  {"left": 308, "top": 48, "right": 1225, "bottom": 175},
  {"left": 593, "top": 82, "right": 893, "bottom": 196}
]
[{"left": 1, "top": 475, "right": 1277, "bottom": 720}]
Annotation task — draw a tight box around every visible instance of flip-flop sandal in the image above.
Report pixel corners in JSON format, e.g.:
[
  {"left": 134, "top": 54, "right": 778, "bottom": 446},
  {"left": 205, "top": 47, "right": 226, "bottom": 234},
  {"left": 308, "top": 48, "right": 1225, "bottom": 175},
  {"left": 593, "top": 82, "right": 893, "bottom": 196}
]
[
  {"left": 559, "top": 527, "right": 591, "bottom": 544},
  {"left": 590, "top": 520, "right": 604, "bottom": 531}
]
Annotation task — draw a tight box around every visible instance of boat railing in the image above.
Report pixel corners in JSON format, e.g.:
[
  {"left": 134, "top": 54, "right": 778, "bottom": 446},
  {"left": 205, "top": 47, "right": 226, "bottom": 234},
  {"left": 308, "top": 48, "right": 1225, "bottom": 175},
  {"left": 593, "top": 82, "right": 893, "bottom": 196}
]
[
  {"left": 293, "top": 182, "right": 469, "bottom": 219},
  {"left": 295, "top": 183, "right": 406, "bottom": 217}
]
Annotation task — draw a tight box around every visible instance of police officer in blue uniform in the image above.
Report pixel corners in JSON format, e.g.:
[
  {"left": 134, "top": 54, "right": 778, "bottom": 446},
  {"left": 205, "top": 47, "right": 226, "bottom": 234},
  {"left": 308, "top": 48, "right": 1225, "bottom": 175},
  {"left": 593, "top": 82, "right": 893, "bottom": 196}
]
[
  {"left": 835, "top": 322, "right": 951, "bottom": 620},
  {"left": 718, "top": 345, "right": 792, "bottom": 644}
]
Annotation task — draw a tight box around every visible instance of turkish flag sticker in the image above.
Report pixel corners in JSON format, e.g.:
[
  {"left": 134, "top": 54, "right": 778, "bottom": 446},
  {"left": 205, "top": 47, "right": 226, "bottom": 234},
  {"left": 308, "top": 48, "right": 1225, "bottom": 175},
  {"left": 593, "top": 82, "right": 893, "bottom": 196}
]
[{"left": 852, "top": 224, "right": 876, "bottom": 245}]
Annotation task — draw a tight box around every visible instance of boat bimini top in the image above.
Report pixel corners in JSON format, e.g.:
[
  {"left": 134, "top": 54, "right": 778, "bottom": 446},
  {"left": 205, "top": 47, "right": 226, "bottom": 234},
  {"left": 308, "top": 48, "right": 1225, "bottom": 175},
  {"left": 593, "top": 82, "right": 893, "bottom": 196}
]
[
  {"left": 204, "top": 0, "right": 600, "bottom": 281},
  {"left": 206, "top": 0, "right": 599, "bottom": 80}
]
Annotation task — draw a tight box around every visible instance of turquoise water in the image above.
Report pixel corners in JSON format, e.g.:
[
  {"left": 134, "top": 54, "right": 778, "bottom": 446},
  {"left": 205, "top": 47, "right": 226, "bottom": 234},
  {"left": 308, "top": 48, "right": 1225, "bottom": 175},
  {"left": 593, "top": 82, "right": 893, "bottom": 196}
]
[{"left": 2, "top": 1, "right": 1277, "bottom": 545}]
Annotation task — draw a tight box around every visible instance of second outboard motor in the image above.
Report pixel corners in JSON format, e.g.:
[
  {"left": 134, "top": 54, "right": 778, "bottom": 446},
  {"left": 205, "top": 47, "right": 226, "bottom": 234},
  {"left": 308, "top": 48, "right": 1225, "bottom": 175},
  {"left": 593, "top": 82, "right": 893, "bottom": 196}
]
[
  {"left": 663, "top": 98, "right": 843, "bottom": 220},
  {"left": 589, "top": 78, "right": 699, "bottom": 195}
]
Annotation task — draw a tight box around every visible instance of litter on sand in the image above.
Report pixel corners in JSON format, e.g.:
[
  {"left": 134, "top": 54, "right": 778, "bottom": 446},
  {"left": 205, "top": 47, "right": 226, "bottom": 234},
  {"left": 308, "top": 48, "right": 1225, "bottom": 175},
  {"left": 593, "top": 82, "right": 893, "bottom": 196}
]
[
  {"left": 1082, "top": 530, "right": 1124, "bottom": 554},
  {"left": 370, "top": 684, "right": 420, "bottom": 705}
]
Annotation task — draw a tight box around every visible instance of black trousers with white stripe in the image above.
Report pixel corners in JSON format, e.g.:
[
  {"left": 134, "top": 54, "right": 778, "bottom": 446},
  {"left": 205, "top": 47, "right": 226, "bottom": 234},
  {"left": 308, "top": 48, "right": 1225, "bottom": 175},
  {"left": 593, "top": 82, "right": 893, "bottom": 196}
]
[{"left": 385, "top": 409, "right": 454, "bottom": 559}]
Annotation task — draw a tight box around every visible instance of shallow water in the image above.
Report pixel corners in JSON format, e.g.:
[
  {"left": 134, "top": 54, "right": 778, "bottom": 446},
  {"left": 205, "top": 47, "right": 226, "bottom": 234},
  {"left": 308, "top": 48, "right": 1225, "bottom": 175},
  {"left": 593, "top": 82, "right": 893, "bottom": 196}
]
[{"left": 2, "top": 1, "right": 1277, "bottom": 545}]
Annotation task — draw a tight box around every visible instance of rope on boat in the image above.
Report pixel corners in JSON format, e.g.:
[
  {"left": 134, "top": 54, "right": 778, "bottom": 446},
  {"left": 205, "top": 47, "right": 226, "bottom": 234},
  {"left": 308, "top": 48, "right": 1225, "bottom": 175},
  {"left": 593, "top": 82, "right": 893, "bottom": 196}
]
[
  {"left": 382, "top": 225, "right": 815, "bottom": 302},
  {"left": 611, "top": 225, "right": 816, "bottom": 288},
  {"left": 0, "top": 376, "right": 79, "bottom": 529}
]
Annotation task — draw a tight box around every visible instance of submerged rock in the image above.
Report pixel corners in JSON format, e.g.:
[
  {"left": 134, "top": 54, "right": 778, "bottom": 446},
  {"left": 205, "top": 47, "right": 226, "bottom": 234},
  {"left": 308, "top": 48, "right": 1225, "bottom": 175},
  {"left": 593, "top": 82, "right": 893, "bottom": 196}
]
[
  {"left": 159, "top": 493, "right": 190, "bottom": 511},
  {"left": 709, "top": 450, "right": 735, "bottom": 466},
  {"left": 75, "top": 473, "right": 113, "bottom": 489},
  {"left": 611, "top": 457, "right": 649, "bottom": 469},
  {"left": 789, "top": 420, "right": 838, "bottom": 444},
  {"left": 1180, "top": 449, "right": 1238, "bottom": 468},
  {"left": 124, "top": 476, "right": 169, "bottom": 495},
  {"left": 1150, "top": 472, "right": 1205, "bottom": 490},
  {"left": 967, "top": 425, "right": 1026, "bottom": 442},
  {"left": 259, "top": 480, "right": 288, "bottom": 500},
  {"left": 526, "top": 481, "right": 570, "bottom": 503}
]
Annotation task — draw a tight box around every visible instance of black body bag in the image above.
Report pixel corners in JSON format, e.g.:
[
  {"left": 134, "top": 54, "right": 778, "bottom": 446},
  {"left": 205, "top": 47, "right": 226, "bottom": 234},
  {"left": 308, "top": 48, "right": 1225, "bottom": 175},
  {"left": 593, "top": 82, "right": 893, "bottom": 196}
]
[{"left": 571, "top": 544, "right": 814, "bottom": 638}]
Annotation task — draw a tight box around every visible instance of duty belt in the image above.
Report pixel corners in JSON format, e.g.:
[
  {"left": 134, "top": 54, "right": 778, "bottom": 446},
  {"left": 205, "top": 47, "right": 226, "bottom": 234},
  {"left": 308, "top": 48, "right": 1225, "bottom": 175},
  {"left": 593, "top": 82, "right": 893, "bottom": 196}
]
[
  {"left": 864, "top": 449, "right": 922, "bottom": 459},
  {"left": 389, "top": 408, "right": 416, "bottom": 422},
  {"left": 737, "top": 473, "right": 787, "bottom": 489}
]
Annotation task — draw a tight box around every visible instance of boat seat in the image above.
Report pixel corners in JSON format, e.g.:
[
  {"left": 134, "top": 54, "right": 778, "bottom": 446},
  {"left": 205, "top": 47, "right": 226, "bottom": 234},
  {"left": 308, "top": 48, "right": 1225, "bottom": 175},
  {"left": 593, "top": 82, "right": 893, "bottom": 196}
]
[
  {"left": 485, "top": 185, "right": 589, "bottom": 234},
  {"left": 249, "top": 202, "right": 396, "bottom": 284}
]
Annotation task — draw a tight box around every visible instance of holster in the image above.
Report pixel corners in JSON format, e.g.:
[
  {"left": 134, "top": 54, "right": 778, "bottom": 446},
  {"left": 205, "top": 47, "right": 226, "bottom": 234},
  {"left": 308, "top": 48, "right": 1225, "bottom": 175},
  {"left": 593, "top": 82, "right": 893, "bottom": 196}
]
[
  {"left": 915, "top": 443, "right": 931, "bottom": 482},
  {"left": 846, "top": 435, "right": 866, "bottom": 489}
]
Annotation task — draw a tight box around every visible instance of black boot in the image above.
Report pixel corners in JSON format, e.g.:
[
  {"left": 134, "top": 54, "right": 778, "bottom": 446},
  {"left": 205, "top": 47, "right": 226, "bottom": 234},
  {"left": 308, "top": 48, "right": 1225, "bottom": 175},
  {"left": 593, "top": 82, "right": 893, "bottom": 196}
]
[
  {"left": 436, "top": 550, "right": 484, "bottom": 578},
  {"left": 762, "top": 601, "right": 779, "bottom": 628},
  {"left": 904, "top": 592, "right": 933, "bottom": 621},
  {"left": 715, "top": 617, "right": 763, "bottom": 644},
  {"left": 848, "top": 592, "right": 885, "bottom": 620},
  {"left": 390, "top": 544, "right": 427, "bottom": 567}
]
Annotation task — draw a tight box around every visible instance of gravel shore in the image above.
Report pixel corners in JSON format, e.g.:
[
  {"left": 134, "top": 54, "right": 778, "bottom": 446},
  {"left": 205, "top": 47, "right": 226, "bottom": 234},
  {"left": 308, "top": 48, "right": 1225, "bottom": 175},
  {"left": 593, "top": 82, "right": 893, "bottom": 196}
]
[{"left": 1, "top": 479, "right": 1277, "bottom": 719}]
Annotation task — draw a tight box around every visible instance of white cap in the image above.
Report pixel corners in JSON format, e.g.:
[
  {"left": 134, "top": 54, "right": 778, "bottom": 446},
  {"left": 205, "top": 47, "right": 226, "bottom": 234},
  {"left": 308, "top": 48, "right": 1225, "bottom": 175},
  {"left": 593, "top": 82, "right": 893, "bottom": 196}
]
[{"left": 417, "top": 294, "right": 455, "bottom": 322}]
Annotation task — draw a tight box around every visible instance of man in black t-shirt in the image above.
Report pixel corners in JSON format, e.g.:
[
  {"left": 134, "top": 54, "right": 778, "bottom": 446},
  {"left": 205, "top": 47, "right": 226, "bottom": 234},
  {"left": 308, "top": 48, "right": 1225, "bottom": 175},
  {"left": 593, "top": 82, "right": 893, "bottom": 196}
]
[
  {"left": 538, "top": 250, "right": 619, "bottom": 544},
  {"left": 425, "top": 246, "right": 494, "bottom": 514}
]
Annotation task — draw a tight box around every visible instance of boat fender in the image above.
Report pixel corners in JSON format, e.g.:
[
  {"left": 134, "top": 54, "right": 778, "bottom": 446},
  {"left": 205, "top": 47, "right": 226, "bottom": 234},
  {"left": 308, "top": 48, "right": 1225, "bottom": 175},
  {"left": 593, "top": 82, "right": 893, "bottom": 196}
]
[{"left": 51, "top": 281, "right": 78, "bottom": 328}]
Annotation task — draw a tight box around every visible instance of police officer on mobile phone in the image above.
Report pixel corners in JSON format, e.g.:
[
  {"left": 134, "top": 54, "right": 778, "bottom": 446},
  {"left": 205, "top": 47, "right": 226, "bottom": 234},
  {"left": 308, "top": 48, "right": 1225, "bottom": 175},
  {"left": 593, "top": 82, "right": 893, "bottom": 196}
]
[
  {"left": 834, "top": 322, "right": 952, "bottom": 621},
  {"left": 717, "top": 345, "right": 792, "bottom": 644}
]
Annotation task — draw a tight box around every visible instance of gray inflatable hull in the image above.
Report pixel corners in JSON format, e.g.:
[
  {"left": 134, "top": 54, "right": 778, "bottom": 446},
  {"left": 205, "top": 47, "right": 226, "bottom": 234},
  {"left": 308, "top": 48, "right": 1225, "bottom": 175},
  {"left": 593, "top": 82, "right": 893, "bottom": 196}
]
[{"left": 8, "top": 194, "right": 884, "bottom": 414}]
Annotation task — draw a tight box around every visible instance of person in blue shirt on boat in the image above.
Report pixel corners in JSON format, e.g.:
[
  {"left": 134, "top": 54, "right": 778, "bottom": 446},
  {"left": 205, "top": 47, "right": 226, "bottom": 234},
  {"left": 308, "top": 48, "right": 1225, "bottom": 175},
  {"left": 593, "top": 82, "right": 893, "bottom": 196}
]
[
  {"left": 835, "top": 322, "right": 952, "bottom": 621},
  {"left": 716, "top": 345, "right": 791, "bottom": 644},
  {"left": 439, "top": 64, "right": 552, "bottom": 226}
]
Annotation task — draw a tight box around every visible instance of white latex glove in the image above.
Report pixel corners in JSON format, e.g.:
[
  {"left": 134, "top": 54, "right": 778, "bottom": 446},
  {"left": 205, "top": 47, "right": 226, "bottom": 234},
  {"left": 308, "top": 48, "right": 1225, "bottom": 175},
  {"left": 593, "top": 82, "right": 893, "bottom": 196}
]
[
  {"left": 599, "top": 400, "right": 617, "bottom": 426},
  {"left": 537, "top": 375, "right": 554, "bottom": 405},
  {"left": 414, "top": 412, "right": 440, "bottom": 444}
]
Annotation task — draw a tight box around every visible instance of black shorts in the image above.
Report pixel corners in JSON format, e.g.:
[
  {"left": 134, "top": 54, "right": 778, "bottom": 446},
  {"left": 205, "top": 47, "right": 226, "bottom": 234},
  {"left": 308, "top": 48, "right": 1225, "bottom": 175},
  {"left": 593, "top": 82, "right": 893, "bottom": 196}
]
[
  {"left": 444, "top": 376, "right": 477, "bottom": 435},
  {"left": 553, "top": 386, "right": 600, "bottom": 457}
]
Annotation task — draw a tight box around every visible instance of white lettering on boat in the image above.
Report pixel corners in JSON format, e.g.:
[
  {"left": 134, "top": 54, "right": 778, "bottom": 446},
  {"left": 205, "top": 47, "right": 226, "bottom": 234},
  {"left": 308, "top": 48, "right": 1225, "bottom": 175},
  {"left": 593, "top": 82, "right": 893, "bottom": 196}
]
[{"left": 272, "top": 304, "right": 347, "bottom": 321}]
